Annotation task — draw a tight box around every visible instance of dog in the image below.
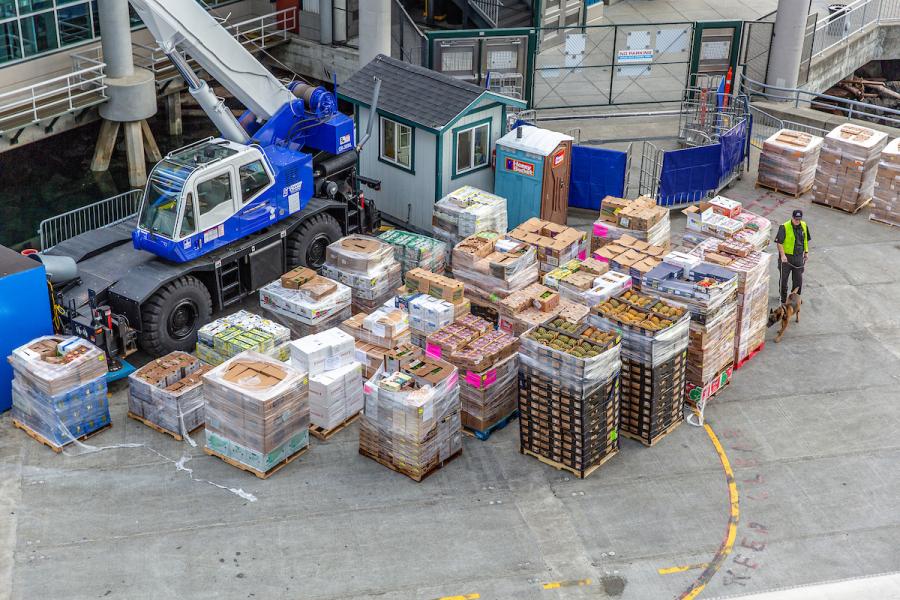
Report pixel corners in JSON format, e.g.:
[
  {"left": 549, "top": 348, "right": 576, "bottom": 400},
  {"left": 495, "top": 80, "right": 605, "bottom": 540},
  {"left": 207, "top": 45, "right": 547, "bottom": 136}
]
[{"left": 768, "top": 288, "right": 802, "bottom": 343}]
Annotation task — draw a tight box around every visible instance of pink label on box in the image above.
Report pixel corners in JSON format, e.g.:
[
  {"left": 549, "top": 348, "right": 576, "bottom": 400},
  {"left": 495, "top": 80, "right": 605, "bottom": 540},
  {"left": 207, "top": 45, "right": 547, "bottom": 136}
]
[
  {"left": 465, "top": 368, "right": 498, "bottom": 389},
  {"left": 425, "top": 343, "right": 442, "bottom": 359},
  {"left": 592, "top": 251, "right": 609, "bottom": 263},
  {"left": 578, "top": 249, "right": 587, "bottom": 260},
  {"left": 592, "top": 223, "right": 609, "bottom": 237},
  {"left": 483, "top": 369, "right": 498, "bottom": 388},
  {"left": 465, "top": 371, "right": 482, "bottom": 388}
]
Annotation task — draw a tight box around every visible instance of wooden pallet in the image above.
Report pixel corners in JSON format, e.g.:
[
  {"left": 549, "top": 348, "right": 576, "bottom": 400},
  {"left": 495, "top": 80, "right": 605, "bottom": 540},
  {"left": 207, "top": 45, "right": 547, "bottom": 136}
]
[
  {"left": 869, "top": 215, "right": 900, "bottom": 228},
  {"left": 12, "top": 419, "right": 112, "bottom": 453},
  {"left": 358, "top": 447, "right": 462, "bottom": 482},
  {"left": 619, "top": 418, "right": 682, "bottom": 447},
  {"left": 462, "top": 409, "right": 519, "bottom": 441},
  {"left": 755, "top": 180, "right": 812, "bottom": 199},
  {"left": 204, "top": 445, "right": 308, "bottom": 480},
  {"left": 521, "top": 446, "right": 618, "bottom": 479},
  {"left": 811, "top": 197, "right": 871, "bottom": 215},
  {"left": 309, "top": 411, "right": 361, "bottom": 441},
  {"left": 735, "top": 342, "right": 765, "bottom": 371},
  {"left": 127, "top": 411, "right": 203, "bottom": 442}
]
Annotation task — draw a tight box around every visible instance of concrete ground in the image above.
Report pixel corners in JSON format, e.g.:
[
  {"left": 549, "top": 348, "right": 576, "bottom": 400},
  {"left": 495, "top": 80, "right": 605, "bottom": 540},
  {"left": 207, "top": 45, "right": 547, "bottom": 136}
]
[{"left": 1, "top": 157, "right": 900, "bottom": 600}]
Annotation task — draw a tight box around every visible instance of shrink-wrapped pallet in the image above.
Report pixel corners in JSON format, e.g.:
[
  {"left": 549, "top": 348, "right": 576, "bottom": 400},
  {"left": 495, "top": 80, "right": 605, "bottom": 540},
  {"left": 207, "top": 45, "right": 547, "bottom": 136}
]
[
  {"left": 322, "top": 235, "right": 402, "bottom": 313},
  {"left": 259, "top": 275, "right": 352, "bottom": 338},
  {"left": 378, "top": 229, "right": 448, "bottom": 276},
  {"left": 813, "top": 123, "right": 888, "bottom": 212},
  {"left": 128, "top": 351, "right": 210, "bottom": 437},
  {"left": 758, "top": 129, "right": 823, "bottom": 195},
  {"left": 196, "top": 310, "right": 291, "bottom": 366},
  {"left": 871, "top": 137, "right": 900, "bottom": 227},
  {"left": 433, "top": 186, "right": 508, "bottom": 248}
]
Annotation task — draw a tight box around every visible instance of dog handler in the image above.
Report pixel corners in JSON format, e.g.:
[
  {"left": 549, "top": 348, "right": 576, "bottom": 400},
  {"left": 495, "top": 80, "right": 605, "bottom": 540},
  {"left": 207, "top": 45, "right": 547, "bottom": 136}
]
[{"left": 775, "top": 209, "right": 810, "bottom": 304}]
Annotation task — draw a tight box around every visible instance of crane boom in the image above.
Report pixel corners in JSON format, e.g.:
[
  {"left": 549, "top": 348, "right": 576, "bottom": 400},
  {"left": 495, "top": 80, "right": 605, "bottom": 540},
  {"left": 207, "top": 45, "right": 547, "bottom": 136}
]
[{"left": 128, "top": 0, "right": 294, "bottom": 120}]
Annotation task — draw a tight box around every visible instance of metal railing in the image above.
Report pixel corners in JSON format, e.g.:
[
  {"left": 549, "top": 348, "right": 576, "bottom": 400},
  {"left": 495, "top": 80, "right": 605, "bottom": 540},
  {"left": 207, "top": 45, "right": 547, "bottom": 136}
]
[
  {"left": 748, "top": 105, "right": 830, "bottom": 149},
  {"left": 133, "top": 8, "right": 298, "bottom": 82},
  {"left": 39, "top": 190, "right": 143, "bottom": 252},
  {"left": 811, "top": 0, "right": 900, "bottom": 60},
  {"left": 391, "top": 0, "right": 427, "bottom": 66},
  {"left": 742, "top": 75, "right": 900, "bottom": 128},
  {"left": 470, "top": 0, "right": 503, "bottom": 28},
  {"left": 0, "top": 60, "right": 107, "bottom": 136}
]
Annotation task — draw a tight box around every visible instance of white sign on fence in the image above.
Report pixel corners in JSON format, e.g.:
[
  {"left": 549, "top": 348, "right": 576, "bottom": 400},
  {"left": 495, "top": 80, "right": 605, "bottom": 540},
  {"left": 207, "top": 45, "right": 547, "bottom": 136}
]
[{"left": 617, "top": 49, "right": 654, "bottom": 64}]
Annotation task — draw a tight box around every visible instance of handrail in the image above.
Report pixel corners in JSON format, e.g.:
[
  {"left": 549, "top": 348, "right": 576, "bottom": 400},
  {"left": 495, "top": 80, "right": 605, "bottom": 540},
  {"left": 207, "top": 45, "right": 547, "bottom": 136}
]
[
  {"left": 742, "top": 75, "right": 900, "bottom": 127},
  {"left": 391, "top": 0, "right": 427, "bottom": 66},
  {"left": 470, "top": 0, "right": 503, "bottom": 28},
  {"left": 39, "top": 189, "right": 143, "bottom": 251},
  {"left": 810, "top": 0, "right": 900, "bottom": 61}
]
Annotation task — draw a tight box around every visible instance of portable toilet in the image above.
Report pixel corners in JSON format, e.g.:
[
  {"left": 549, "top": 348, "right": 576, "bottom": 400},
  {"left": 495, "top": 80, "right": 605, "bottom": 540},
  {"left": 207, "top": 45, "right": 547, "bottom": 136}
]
[{"left": 494, "top": 125, "right": 573, "bottom": 229}]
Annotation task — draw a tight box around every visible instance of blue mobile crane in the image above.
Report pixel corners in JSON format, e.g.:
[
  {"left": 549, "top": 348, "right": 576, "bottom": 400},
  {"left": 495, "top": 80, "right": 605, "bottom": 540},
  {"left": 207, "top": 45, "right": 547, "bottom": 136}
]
[{"left": 39, "top": 0, "right": 381, "bottom": 362}]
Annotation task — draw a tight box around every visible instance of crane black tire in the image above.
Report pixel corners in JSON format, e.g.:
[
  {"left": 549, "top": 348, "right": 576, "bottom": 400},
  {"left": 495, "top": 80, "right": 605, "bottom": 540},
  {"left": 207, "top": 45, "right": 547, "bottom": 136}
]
[
  {"left": 139, "top": 275, "right": 213, "bottom": 357},
  {"left": 286, "top": 213, "right": 342, "bottom": 270}
]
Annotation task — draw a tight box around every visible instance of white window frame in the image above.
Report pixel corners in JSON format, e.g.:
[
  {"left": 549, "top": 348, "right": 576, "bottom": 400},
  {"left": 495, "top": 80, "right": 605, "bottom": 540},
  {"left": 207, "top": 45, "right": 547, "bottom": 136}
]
[
  {"left": 455, "top": 121, "right": 490, "bottom": 176},
  {"left": 379, "top": 116, "right": 413, "bottom": 171}
]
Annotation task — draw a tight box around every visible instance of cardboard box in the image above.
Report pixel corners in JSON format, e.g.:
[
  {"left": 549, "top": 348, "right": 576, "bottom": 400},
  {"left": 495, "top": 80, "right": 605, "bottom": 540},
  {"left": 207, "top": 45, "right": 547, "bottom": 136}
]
[
  {"left": 289, "top": 328, "right": 355, "bottom": 376},
  {"left": 280, "top": 267, "right": 317, "bottom": 290}
]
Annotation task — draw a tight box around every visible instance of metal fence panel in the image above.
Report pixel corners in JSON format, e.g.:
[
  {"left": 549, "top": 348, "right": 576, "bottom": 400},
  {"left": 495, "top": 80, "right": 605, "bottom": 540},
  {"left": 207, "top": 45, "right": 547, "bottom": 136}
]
[
  {"left": 740, "top": 19, "right": 774, "bottom": 85},
  {"left": 39, "top": 190, "right": 143, "bottom": 251}
]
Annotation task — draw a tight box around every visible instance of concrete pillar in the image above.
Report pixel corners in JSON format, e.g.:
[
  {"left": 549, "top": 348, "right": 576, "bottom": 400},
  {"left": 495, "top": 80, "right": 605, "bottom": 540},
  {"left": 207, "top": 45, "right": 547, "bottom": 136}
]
[
  {"left": 359, "top": 0, "right": 391, "bottom": 68},
  {"left": 320, "top": 0, "right": 333, "bottom": 46},
  {"left": 96, "top": 0, "right": 134, "bottom": 78},
  {"left": 766, "top": 0, "right": 811, "bottom": 95},
  {"left": 166, "top": 92, "right": 183, "bottom": 137}
]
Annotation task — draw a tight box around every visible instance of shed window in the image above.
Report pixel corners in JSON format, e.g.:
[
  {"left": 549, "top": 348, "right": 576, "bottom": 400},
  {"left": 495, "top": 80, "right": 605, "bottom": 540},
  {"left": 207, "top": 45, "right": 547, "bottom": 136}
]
[
  {"left": 380, "top": 117, "right": 412, "bottom": 170},
  {"left": 456, "top": 122, "right": 490, "bottom": 175}
]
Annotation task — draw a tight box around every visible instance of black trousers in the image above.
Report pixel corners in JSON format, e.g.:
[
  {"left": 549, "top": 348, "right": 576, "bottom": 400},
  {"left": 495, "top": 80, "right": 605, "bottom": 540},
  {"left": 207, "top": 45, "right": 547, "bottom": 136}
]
[{"left": 779, "top": 261, "right": 803, "bottom": 304}]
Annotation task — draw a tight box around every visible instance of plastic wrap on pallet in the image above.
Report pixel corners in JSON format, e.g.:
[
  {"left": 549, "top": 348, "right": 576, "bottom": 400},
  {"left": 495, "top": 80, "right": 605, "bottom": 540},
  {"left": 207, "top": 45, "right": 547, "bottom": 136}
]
[
  {"left": 814, "top": 123, "right": 888, "bottom": 212},
  {"left": 11, "top": 373, "right": 109, "bottom": 449},
  {"left": 323, "top": 235, "right": 403, "bottom": 313},
  {"left": 128, "top": 351, "right": 209, "bottom": 437},
  {"left": 459, "top": 353, "right": 519, "bottom": 432},
  {"left": 871, "top": 137, "right": 900, "bottom": 227},
  {"left": 341, "top": 305, "right": 411, "bottom": 349},
  {"left": 378, "top": 229, "right": 448, "bottom": 275},
  {"left": 758, "top": 129, "right": 823, "bottom": 195},
  {"left": 196, "top": 310, "right": 291, "bottom": 366},
  {"left": 451, "top": 232, "right": 539, "bottom": 300},
  {"left": 259, "top": 278, "right": 352, "bottom": 333},
  {"left": 591, "top": 210, "right": 671, "bottom": 250},
  {"left": 433, "top": 186, "right": 508, "bottom": 248},
  {"left": 519, "top": 325, "right": 622, "bottom": 392},
  {"left": 589, "top": 309, "right": 690, "bottom": 367},
  {"left": 309, "top": 360, "right": 364, "bottom": 431},
  {"left": 203, "top": 351, "right": 309, "bottom": 472},
  {"left": 642, "top": 259, "right": 739, "bottom": 321},
  {"left": 10, "top": 336, "right": 108, "bottom": 397},
  {"left": 686, "top": 301, "right": 737, "bottom": 386},
  {"left": 289, "top": 328, "right": 355, "bottom": 377},
  {"left": 508, "top": 218, "right": 589, "bottom": 275}
]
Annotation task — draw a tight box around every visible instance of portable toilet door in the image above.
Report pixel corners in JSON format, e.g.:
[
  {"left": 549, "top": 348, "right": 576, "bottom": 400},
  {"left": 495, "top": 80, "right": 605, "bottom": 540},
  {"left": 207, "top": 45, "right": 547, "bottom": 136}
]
[
  {"left": 542, "top": 139, "right": 572, "bottom": 226},
  {"left": 496, "top": 145, "right": 544, "bottom": 230}
]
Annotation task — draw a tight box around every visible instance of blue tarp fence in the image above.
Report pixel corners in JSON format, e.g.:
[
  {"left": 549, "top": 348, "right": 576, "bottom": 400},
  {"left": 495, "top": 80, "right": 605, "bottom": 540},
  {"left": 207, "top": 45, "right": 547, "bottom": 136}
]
[{"left": 569, "top": 145, "right": 628, "bottom": 210}]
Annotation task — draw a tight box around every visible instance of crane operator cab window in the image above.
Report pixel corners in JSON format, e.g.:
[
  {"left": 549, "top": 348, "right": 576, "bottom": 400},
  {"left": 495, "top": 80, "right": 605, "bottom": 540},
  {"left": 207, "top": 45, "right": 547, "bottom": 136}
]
[
  {"left": 196, "top": 170, "right": 236, "bottom": 231},
  {"left": 179, "top": 193, "right": 197, "bottom": 238},
  {"left": 239, "top": 160, "right": 272, "bottom": 203}
]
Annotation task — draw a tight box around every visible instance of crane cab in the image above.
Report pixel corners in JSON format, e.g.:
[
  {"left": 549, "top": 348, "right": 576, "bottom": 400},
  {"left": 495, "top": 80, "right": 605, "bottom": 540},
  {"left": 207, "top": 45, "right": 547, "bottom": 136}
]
[{"left": 133, "top": 138, "right": 313, "bottom": 262}]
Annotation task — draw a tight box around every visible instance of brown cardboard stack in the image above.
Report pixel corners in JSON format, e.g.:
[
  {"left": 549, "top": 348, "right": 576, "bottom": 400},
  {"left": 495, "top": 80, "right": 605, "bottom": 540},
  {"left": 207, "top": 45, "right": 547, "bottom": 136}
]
[
  {"left": 813, "top": 123, "right": 889, "bottom": 212},
  {"left": 592, "top": 196, "right": 671, "bottom": 249},
  {"left": 451, "top": 232, "right": 539, "bottom": 302},
  {"left": 508, "top": 218, "right": 587, "bottom": 276},
  {"left": 497, "top": 282, "right": 589, "bottom": 336},
  {"left": 591, "top": 234, "right": 666, "bottom": 289},
  {"left": 359, "top": 348, "right": 462, "bottom": 481},
  {"left": 203, "top": 352, "right": 309, "bottom": 475},
  {"left": 128, "top": 351, "right": 211, "bottom": 437},
  {"left": 260, "top": 267, "right": 353, "bottom": 338},
  {"left": 758, "top": 129, "right": 823, "bottom": 195},
  {"left": 871, "top": 137, "right": 900, "bottom": 227},
  {"left": 322, "top": 235, "right": 402, "bottom": 313}
]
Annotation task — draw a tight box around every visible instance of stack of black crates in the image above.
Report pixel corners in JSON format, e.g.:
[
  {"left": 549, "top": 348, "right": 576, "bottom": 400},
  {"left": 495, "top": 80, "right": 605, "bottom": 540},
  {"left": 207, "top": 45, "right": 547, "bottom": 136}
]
[
  {"left": 591, "top": 303, "right": 691, "bottom": 446},
  {"left": 517, "top": 320, "right": 622, "bottom": 478}
]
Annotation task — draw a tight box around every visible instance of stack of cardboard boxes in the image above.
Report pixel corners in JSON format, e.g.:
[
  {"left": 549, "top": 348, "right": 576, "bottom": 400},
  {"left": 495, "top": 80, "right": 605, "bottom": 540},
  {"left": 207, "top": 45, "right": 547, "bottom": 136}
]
[
  {"left": 196, "top": 311, "right": 291, "bottom": 366},
  {"left": 378, "top": 229, "right": 448, "bottom": 276},
  {"left": 758, "top": 129, "right": 824, "bottom": 196},
  {"left": 9, "top": 336, "right": 110, "bottom": 450},
  {"left": 688, "top": 239, "right": 772, "bottom": 367},
  {"left": 259, "top": 266, "right": 352, "bottom": 338},
  {"left": 450, "top": 232, "right": 539, "bottom": 303},
  {"left": 592, "top": 196, "right": 671, "bottom": 250},
  {"left": 508, "top": 218, "right": 587, "bottom": 276},
  {"left": 542, "top": 257, "right": 614, "bottom": 304},
  {"left": 203, "top": 352, "right": 310, "bottom": 476},
  {"left": 128, "top": 351, "right": 211, "bottom": 438},
  {"left": 359, "top": 347, "right": 462, "bottom": 481},
  {"left": 497, "top": 282, "right": 590, "bottom": 336},
  {"left": 424, "top": 315, "right": 519, "bottom": 434},
  {"left": 871, "top": 137, "right": 900, "bottom": 227},
  {"left": 342, "top": 304, "right": 412, "bottom": 377},
  {"left": 683, "top": 197, "right": 771, "bottom": 251},
  {"left": 518, "top": 315, "right": 623, "bottom": 478},
  {"left": 591, "top": 234, "right": 666, "bottom": 288},
  {"left": 433, "top": 186, "right": 508, "bottom": 248},
  {"left": 322, "top": 235, "right": 402, "bottom": 313},
  {"left": 402, "top": 268, "right": 471, "bottom": 345},
  {"left": 813, "top": 123, "right": 889, "bottom": 212},
  {"left": 289, "top": 328, "right": 362, "bottom": 433}
]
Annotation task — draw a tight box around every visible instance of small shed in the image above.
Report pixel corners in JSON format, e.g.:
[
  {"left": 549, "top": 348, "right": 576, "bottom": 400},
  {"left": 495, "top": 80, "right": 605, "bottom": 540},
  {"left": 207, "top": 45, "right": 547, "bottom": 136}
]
[{"left": 338, "top": 55, "right": 526, "bottom": 233}]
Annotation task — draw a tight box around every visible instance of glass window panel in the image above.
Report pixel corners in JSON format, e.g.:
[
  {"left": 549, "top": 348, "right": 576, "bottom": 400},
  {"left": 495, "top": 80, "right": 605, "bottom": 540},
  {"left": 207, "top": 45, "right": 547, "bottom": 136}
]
[
  {"left": 473, "top": 124, "right": 489, "bottom": 168},
  {"left": 197, "top": 172, "right": 234, "bottom": 217},
  {"left": 239, "top": 160, "right": 272, "bottom": 202},
  {"left": 179, "top": 194, "right": 197, "bottom": 238},
  {"left": 0, "top": 20, "right": 22, "bottom": 63},
  {"left": 381, "top": 118, "right": 396, "bottom": 161},
  {"left": 397, "top": 124, "right": 411, "bottom": 168},
  {"left": 17, "top": 0, "right": 53, "bottom": 15},
  {"left": 457, "top": 129, "right": 472, "bottom": 173},
  {"left": 0, "top": 0, "right": 16, "bottom": 19},
  {"left": 21, "top": 12, "right": 58, "bottom": 57},
  {"left": 58, "top": 2, "right": 92, "bottom": 47}
]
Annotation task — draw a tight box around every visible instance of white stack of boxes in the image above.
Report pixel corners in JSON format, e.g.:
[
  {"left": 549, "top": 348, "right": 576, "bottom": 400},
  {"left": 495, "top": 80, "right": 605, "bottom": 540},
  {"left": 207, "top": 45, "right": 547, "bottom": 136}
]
[
  {"left": 432, "top": 186, "right": 508, "bottom": 249},
  {"left": 290, "top": 328, "right": 363, "bottom": 431},
  {"left": 259, "top": 266, "right": 352, "bottom": 338},
  {"left": 408, "top": 295, "right": 455, "bottom": 346},
  {"left": 322, "top": 235, "right": 402, "bottom": 314}
]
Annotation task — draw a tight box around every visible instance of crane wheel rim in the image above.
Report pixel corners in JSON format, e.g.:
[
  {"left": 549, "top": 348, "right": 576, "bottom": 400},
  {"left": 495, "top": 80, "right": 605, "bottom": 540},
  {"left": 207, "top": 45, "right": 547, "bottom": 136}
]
[
  {"left": 306, "top": 233, "right": 331, "bottom": 269},
  {"left": 168, "top": 299, "right": 200, "bottom": 340}
]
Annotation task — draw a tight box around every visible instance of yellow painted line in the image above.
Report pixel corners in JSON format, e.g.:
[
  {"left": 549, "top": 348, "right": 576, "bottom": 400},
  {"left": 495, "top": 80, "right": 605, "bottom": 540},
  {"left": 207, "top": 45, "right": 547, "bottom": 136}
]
[
  {"left": 542, "top": 579, "right": 592, "bottom": 590},
  {"left": 436, "top": 595, "right": 479, "bottom": 600},
  {"left": 676, "top": 423, "right": 740, "bottom": 600},
  {"left": 658, "top": 563, "right": 709, "bottom": 575}
]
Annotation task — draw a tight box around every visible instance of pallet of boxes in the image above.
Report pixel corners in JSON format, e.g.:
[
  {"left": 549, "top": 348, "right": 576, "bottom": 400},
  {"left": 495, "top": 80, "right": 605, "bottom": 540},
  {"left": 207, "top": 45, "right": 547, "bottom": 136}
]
[
  {"left": 688, "top": 238, "right": 772, "bottom": 369},
  {"left": 401, "top": 268, "right": 470, "bottom": 346},
  {"left": 259, "top": 266, "right": 352, "bottom": 338},
  {"left": 871, "top": 137, "right": 900, "bottom": 227},
  {"left": 322, "top": 235, "right": 402, "bottom": 314},
  {"left": 432, "top": 186, "right": 508, "bottom": 249},
  {"left": 542, "top": 257, "right": 632, "bottom": 306},
  {"left": 518, "top": 313, "right": 623, "bottom": 478},
  {"left": 508, "top": 218, "right": 588, "bottom": 278},
  {"left": 290, "top": 328, "right": 363, "bottom": 440},
  {"left": 9, "top": 336, "right": 110, "bottom": 452},
  {"left": 813, "top": 123, "right": 888, "bottom": 214},
  {"left": 425, "top": 315, "right": 519, "bottom": 439},
  {"left": 451, "top": 231, "right": 539, "bottom": 323},
  {"left": 128, "top": 352, "right": 211, "bottom": 440},
  {"left": 592, "top": 195, "right": 671, "bottom": 250},
  {"left": 591, "top": 290, "right": 690, "bottom": 446},
  {"left": 642, "top": 252, "right": 738, "bottom": 408},
  {"left": 203, "top": 351, "right": 310, "bottom": 478},
  {"left": 757, "top": 129, "right": 823, "bottom": 197},
  {"left": 683, "top": 197, "right": 772, "bottom": 252},
  {"left": 591, "top": 235, "right": 667, "bottom": 289},
  {"left": 378, "top": 229, "right": 449, "bottom": 276},
  {"left": 342, "top": 304, "right": 412, "bottom": 378},
  {"left": 359, "top": 345, "right": 462, "bottom": 481},
  {"left": 195, "top": 310, "right": 292, "bottom": 366},
  {"left": 497, "top": 282, "right": 590, "bottom": 337}
]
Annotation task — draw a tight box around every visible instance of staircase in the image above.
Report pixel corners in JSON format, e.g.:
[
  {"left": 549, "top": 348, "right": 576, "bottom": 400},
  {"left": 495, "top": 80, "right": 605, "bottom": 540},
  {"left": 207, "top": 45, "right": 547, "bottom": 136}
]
[
  {"left": 497, "top": 0, "right": 533, "bottom": 28},
  {"left": 455, "top": 0, "right": 534, "bottom": 29}
]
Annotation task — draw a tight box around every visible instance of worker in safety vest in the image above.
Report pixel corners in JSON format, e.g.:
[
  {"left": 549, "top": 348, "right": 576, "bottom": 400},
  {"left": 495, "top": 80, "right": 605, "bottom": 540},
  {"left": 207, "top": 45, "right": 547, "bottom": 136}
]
[{"left": 774, "top": 209, "right": 810, "bottom": 305}]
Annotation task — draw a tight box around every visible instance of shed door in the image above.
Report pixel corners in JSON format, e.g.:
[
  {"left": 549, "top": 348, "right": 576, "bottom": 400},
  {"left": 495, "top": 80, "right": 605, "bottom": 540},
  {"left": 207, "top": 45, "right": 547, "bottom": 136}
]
[
  {"left": 499, "top": 150, "right": 543, "bottom": 230},
  {"left": 541, "top": 141, "right": 571, "bottom": 225}
]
